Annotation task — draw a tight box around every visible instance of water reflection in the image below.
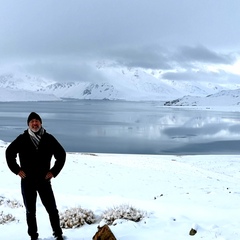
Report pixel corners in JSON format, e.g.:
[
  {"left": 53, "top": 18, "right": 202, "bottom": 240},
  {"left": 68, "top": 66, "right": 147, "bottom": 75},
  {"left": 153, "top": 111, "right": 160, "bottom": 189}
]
[{"left": 0, "top": 100, "right": 240, "bottom": 154}]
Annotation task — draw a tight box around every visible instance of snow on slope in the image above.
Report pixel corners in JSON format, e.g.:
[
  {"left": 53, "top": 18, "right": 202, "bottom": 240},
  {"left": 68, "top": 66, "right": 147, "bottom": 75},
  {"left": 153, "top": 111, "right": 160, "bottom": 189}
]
[
  {"left": 164, "top": 89, "right": 240, "bottom": 106},
  {"left": 37, "top": 67, "right": 185, "bottom": 101},
  {"left": 162, "top": 79, "right": 228, "bottom": 96},
  {"left": 0, "top": 87, "right": 60, "bottom": 102},
  {"left": 0, "top": 73, "right": 60, "bottom": 102},
  {"left": 0, "top": 73, "right": 54, "bottom": 91}
]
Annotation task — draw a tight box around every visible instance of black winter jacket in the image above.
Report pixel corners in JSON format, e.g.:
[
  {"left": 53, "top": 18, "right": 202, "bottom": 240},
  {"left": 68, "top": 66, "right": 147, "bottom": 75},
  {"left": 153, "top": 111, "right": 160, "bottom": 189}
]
[{"left": 6, "top": 129, "right": 66, "bottom": 180}]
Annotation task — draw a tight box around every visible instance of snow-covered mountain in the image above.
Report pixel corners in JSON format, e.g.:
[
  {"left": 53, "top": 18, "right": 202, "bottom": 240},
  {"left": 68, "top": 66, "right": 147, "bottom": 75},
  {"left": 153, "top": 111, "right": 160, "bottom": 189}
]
[
  {"left": 0, "top": 64, "right": 239, "bottom": 103},
  {"left": 164, "top": 89, "right": 240, "bottom": 107},
  {"left": 0, "top": 73, "right": 59, "bottom": 101}
]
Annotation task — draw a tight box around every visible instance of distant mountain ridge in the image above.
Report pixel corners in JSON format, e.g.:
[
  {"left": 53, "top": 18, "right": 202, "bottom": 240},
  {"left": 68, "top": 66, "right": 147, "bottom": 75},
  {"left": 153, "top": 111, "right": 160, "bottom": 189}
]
[
  {"left": 0, "top": 65, "right": 239, "bottom": 104},
  {"left": 164, "top": 89, "right": 240, "bottom": 106}
]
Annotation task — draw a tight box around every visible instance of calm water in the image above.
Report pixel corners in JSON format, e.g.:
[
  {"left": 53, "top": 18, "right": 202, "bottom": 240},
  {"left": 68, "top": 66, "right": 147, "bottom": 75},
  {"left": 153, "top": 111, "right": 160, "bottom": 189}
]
[{"left": 1, "top": 100, "right": 240, "bottom": 155}]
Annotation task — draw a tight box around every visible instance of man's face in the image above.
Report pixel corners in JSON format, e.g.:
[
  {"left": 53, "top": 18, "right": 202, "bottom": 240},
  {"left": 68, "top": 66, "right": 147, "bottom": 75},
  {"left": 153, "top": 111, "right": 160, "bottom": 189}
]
[{"left": 29, "top": 119, "right": 42, "bottom": 132}]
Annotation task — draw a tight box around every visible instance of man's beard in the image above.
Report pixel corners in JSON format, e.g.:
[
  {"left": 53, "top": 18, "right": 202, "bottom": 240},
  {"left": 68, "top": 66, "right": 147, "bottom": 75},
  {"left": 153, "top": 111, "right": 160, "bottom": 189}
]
[{"left": 30, "top": 126, "right": 41, "bottom": 133}]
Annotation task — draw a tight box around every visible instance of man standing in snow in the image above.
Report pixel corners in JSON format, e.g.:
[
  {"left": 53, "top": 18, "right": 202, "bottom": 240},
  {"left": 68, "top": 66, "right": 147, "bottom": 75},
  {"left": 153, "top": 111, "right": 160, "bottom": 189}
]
[{"left": 5, "top": 112, "right": 66, "bottom": 240}]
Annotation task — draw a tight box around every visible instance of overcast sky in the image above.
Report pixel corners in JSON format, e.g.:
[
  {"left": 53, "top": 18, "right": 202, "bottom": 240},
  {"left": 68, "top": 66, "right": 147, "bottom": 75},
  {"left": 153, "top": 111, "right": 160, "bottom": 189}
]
[{"left": 0, "top": 0, "right": 240, "bottom": 83}]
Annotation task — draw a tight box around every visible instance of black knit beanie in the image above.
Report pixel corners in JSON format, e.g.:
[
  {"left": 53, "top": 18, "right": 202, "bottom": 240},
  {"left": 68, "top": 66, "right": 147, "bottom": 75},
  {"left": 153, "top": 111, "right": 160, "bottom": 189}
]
[{"left": 27, "top": 112, "right": 42, "bottom": 125}]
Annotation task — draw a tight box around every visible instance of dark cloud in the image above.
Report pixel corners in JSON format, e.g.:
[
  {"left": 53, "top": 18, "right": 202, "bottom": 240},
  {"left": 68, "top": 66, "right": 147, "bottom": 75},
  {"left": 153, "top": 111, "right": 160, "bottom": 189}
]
[{"left": 174, "top": 45, "right": 236, "bottom": 65}]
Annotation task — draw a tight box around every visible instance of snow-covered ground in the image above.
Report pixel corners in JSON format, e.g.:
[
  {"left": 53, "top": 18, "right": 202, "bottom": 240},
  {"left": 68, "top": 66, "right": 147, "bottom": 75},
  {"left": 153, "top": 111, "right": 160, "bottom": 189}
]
[{"left": 0, "top": 140, "right": 239, "bottom": 240}]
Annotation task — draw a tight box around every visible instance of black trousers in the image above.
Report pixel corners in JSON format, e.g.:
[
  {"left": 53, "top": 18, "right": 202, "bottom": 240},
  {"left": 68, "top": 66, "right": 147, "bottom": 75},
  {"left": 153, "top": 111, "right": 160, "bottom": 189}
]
[{"left": 21, "top": 178, "right": 62, "bottom": 238}]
